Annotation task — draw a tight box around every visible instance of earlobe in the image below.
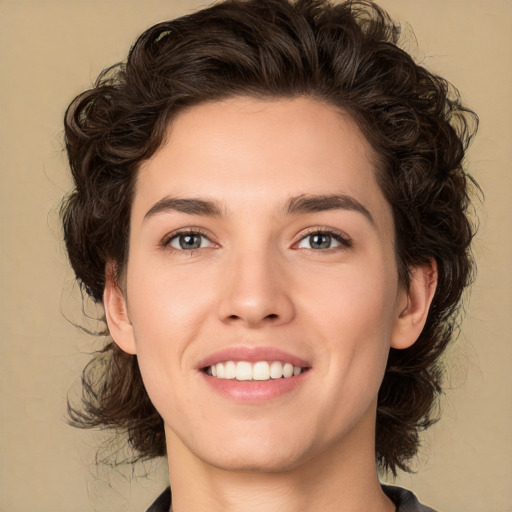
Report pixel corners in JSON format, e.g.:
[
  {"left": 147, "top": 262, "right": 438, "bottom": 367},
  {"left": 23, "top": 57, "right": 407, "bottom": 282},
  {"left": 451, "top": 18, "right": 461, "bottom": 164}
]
[
  {"left": 103, "top": 263, "right": 137, "bottom": 355},
  {"left": 391, "top": 259, "right": 438, "bottom": 350}
]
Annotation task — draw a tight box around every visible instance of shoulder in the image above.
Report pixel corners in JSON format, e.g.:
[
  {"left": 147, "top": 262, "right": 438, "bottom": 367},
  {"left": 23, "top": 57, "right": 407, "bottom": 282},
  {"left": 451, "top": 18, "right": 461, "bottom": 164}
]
[{"left": 382, "top": 484, "right": 439, "bottom": 512}]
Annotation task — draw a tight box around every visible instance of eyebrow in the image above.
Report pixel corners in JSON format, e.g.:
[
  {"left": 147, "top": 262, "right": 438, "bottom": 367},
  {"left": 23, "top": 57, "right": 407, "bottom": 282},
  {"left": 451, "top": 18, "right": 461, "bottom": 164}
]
[
  {"left": 143, "top": 193, "right": 374, "bottom": 225},
  {"left": 285, "top": 194, "right": 375, "bottom": 225},
  {"left": 144, "top": 196, "right": 223, "bottom": 220}
]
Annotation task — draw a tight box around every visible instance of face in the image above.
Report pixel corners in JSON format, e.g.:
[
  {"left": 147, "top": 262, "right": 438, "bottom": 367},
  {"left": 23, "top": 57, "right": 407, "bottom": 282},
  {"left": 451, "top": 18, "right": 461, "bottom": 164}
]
[{"left": 108, "top": 97, "right": 416, "bottom": 473}]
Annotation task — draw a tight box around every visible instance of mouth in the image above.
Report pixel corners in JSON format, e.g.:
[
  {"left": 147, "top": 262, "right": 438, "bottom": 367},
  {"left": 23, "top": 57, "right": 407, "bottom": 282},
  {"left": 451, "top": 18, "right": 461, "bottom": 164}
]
[
  {"left": 197, "top": 346, "right": 311, "bottom": 401},
  {"left": 203, "top": 360, "right": 308, "bottom": 381}
]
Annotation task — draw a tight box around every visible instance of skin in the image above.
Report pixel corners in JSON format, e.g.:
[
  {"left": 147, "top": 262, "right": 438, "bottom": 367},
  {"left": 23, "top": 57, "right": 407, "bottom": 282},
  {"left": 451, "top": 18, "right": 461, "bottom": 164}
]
[{"left": 105, "top": 97, "right": 436, "bottom": 512}]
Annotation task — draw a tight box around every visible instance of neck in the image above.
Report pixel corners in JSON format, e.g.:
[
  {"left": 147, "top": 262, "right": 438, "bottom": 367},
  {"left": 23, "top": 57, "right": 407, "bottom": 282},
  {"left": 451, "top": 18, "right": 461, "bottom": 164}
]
[{"left": 165, "top": 417, "right": 395, "bottom": 512}]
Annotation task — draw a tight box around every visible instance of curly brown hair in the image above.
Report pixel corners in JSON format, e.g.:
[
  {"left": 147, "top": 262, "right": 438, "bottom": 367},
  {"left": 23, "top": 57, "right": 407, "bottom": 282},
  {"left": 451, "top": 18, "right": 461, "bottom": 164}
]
[{"left": 62, "top": 0, "right": 478, "bottom": 475}]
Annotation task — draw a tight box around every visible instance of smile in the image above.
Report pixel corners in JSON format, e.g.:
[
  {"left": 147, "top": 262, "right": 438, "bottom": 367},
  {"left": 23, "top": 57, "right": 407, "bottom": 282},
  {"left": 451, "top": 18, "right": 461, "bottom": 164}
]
[{"left": 205, "top": 361, "right": 305, "bottom": 381}]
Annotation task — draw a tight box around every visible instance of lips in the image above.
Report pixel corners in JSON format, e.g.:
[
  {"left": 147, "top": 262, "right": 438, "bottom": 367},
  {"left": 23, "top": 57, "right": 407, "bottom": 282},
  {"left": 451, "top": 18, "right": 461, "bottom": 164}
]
[{"left": 197, "top": 346, "right": 311, "bottom": 402}]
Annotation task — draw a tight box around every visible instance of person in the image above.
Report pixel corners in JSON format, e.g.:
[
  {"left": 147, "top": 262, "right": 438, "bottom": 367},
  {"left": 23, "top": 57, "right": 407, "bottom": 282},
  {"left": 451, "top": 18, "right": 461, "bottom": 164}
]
[{"left": 61, "top": 0, "right": 478, "bottom": 510}]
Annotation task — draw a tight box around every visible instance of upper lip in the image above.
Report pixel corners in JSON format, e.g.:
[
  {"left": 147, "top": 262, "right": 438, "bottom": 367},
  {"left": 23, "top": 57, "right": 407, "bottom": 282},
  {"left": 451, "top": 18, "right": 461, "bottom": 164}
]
[{"left": 196, "top": 345, "right": 311, "bottom": 370}]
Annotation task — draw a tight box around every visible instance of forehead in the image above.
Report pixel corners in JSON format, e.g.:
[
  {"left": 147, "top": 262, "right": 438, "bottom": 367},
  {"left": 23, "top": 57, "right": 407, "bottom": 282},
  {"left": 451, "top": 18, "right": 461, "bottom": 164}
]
[{"left": 133, "top": 96, "right": 391, "bottom": 231}]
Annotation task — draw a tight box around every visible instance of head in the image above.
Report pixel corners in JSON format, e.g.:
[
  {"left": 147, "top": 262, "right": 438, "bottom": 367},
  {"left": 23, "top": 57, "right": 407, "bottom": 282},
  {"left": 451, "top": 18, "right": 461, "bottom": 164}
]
[{"left": 62, "top": 0, "right": 477, "bottom": 475}]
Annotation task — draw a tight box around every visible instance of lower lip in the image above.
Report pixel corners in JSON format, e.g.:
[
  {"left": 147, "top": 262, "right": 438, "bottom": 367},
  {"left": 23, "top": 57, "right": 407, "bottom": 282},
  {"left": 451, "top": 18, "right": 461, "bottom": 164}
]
[{"left": 200, "top": 371, "right": 309, "bottom": 403}]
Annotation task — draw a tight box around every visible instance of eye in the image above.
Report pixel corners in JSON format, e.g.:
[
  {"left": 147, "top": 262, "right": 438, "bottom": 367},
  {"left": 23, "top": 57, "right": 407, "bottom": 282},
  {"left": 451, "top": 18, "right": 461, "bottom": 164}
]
[
  {"left": 295, "top": 230, "right": 351, "bottom": 250},
  {"left": 166, "top": 231, "right": 213, "bottom": 251}
]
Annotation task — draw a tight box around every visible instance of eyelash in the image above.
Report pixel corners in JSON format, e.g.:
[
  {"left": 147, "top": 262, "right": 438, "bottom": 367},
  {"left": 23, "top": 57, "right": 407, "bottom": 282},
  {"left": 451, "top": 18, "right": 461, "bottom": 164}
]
[
  {"left": 161, "top": 227, "right": 352, "bottom": 255},
  {"left": 294, "top": 227, "right": 352, "bottom": 251},
  {"left": 162, "top": 228, "right": 215, "bottom": 256}
]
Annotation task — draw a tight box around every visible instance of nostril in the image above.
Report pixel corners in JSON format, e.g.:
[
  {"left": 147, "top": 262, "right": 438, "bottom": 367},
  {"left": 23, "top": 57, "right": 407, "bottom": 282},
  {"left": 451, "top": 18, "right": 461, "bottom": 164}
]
[{"left": 225, "top": 313, "right": 278, "bottom": 322}]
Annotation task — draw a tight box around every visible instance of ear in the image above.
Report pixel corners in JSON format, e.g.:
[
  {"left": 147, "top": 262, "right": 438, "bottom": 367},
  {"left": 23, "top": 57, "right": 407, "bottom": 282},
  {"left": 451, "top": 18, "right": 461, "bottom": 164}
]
[
  {"left": 391, "top": 259, "right": 438, "bottom": 350},
  {"left": 103, "top": 262, "right": 137, "bottom": 355}
]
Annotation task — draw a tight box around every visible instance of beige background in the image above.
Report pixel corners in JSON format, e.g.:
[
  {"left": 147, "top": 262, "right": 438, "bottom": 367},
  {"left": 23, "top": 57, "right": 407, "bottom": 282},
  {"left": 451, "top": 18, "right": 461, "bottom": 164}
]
[{"left": 1, "top": 0, "right": 510, "bottom": 511}]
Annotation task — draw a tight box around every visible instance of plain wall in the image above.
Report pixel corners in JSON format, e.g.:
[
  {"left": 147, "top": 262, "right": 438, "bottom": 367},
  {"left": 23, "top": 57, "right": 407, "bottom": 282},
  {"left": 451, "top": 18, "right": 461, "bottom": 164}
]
[{"left": 1, "top": 1, "right": 510, "bottom": 511}]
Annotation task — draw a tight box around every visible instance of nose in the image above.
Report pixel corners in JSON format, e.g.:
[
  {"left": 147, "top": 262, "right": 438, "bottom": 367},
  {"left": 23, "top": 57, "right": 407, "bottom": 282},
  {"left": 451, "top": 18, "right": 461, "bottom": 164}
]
[{"left": 217, "top": 248, "right": 295, "bottom": 328}]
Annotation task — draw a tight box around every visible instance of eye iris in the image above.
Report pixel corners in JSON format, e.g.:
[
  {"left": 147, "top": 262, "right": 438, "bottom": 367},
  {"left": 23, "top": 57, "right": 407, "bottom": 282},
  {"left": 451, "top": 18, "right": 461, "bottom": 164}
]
[
  {"left": 179, "top": 234, "right": 202, "bottom": 249},
  {"left": 309, "top": 233, "right": 331, "bottom": 249}
]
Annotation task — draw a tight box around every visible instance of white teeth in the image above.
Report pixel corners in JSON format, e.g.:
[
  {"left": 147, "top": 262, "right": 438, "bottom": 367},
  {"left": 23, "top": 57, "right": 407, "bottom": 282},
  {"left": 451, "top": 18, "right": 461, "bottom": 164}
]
[
  {"left": 206, "top": 361, "right": 304, "bottom": 381},
  {"left": 270, "top": 361, "right": 283, "bottom": 379},
  {"left": 283, "top": 363, "right": 294, "bottom": 378},
  {"left": 216, "top": 362, "right": 225, "bottom": 378},
  {"left": 224, "top": 361, "right": 236, "bottom": 379},
  {"left": 236, "top": 361, "right": 253, "bottom": 381},
  {"left": 253, "top": 361, "right": 270, "bottom": 381}
]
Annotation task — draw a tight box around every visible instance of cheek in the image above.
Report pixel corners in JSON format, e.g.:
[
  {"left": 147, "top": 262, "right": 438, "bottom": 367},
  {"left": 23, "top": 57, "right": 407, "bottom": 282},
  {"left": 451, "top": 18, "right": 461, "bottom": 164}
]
[
  {"left": 125, "top": 269, "right": 209, "bottom": 418},
  {"left": 124, "top": 257, "right": 229, "bottom": 393},
  {"left": 307, "top": 272, "right": 397, "bottom": 420},
  {"left": 302, "top": 258, "right": 398, "bottom": 335},
  {"left": 126, "top": 257, "right": 215, "bottom": 341},
  {"left": 302, "top": 262, "right": 398, "bottom": 386}
]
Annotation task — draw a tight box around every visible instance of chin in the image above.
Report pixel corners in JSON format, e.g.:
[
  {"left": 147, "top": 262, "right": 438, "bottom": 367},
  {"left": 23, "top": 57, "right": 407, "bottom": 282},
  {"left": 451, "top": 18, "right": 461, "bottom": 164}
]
[
  {"left": 205, "top": 448, "right": 310, "bottom": 474},
  {"left": 189, "top": 426, "right": 315, "bottom": 474}
]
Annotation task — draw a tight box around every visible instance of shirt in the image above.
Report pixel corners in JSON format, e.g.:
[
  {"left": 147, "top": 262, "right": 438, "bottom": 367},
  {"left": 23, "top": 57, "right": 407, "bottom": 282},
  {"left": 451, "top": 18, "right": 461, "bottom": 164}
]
[{"left": 146, "top": 485, "right": 438, "bottom": 511}]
